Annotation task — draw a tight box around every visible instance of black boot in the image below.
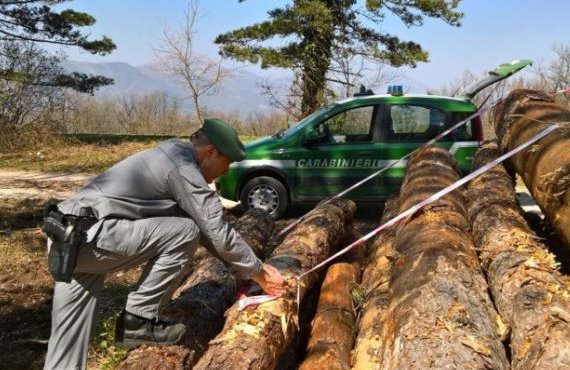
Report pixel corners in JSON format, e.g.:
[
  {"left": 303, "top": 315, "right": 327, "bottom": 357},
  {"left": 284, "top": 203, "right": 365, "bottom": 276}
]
[{"left": 115, "top": 310, "right": 186, "bottom": 349}]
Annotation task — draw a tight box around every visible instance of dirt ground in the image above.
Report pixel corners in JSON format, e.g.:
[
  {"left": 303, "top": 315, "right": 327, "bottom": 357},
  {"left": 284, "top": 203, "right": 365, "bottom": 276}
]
[
  {"left": 0, "top": 170, "right": 381, "bottom": 369},
  {"left": 0, "top": 170, "right": 147, "bottom": 369},
  {"left": 1, "top": 170, "right": 568, "bottom": 369}
]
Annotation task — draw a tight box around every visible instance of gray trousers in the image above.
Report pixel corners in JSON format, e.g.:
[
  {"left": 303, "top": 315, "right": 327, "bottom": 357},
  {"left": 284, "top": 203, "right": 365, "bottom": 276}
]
[{"left": 44, "top": 216, "right": 200, "bottom": 370}]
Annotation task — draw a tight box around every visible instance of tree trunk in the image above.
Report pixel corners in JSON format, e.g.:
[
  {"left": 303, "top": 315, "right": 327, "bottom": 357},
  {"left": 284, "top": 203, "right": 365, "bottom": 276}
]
[
  {"left": 299, "top": 13, "right": 333, "bottom": 116},
  {"left": 298, "top": 262, "right": 360, "bottom": 370},
  {"left": 378, "top": 147, "right": 509, "bottom": 369},
  {"left": 193, "top": 198, "right": 357, "bottom": 370},
  {"left": 351, "top": 196, "right": 399, "bottom": 369},
  {"left": 467, "top": 140, "right": 570, "bottom": 369},
  {"left": 116, "top": 209, "right": 274, "bottom": 370},
  {"left": 493, "top": 89, "right": 570, "bottom": 248}
]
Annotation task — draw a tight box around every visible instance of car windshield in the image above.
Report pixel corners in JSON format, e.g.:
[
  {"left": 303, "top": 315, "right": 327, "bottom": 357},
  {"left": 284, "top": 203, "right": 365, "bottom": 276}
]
[{"left": 278, "top": 104, "right": 337, "bottom": 138}]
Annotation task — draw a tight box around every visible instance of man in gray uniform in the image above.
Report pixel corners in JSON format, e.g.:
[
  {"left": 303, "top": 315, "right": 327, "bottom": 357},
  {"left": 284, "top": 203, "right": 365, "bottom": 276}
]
[{"left": 43, "top": 118, "right": 287, "bottom": 370}]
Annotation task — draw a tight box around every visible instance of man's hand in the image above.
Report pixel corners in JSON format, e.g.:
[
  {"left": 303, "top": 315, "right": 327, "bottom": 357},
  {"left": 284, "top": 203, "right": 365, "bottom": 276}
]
[{"left": 251, "top": 263, "right": 288, "bottom": 296}]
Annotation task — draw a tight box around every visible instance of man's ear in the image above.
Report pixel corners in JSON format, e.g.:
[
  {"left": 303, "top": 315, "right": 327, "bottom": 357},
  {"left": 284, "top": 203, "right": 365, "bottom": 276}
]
[{"left": 206, "top": 144, "right": 217, "bottom": 156}]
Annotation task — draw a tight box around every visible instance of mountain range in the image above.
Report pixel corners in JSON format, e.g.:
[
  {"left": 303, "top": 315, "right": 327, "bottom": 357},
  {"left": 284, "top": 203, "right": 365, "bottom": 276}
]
[{"left": 62, "top": 61, "right": 291, "bottom": 116}]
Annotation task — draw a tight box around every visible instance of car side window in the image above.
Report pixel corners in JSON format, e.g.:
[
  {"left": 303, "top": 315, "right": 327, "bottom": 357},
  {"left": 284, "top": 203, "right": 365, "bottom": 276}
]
[
  {"left": 451, "top": 112, "right": 475, "bottom": 140},
  {"left": 315, "top": 106, "right": 374, "bottom": 144},
  {"left": 388, "top": 105, "right": 446, "bottom": 141}
]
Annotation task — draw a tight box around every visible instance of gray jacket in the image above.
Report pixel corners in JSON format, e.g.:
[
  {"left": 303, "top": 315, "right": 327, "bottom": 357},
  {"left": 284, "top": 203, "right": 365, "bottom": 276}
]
[{"left": 58, "top": 139, "right": 262, "bottom": 278}]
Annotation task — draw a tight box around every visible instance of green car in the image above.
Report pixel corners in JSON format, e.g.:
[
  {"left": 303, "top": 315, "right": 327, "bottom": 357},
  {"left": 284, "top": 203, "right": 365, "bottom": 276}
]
[{"left": 218, "top": 60, "right": 531, "bottom": 218}]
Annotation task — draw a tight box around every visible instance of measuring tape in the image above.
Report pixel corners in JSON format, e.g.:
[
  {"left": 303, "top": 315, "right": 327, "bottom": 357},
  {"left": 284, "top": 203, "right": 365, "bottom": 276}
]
[{"left": 277, "top": 98, "right": 499, "bottom": 238}]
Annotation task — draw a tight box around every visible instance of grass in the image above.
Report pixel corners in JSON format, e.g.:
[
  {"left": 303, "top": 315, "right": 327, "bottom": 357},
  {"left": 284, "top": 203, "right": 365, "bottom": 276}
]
[
  {"left": 0, "top": 209, "right": 141, "bottom": 369},
  {"left": 0, "top": 149, "right": 145, "bottom": 369},
  {"left": 0, "top": 140, "right": 158, "bottom": 173},
  {"left": 0, "top": 228, "right": 54, "bottom": 369},
  {"left": 0, "top": 134, "right": 260, "bottom": 173},
  {"left": 89, "top": 310, "right": 129, "bottom": 370}
]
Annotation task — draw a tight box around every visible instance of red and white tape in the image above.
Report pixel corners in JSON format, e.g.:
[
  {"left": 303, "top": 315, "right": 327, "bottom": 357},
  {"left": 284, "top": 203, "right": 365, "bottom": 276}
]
[
  {"left": 277, "top": 100, "right": 499, "bottom": 238},
  {"left": 290, "top": 124, "right": 559, "bottom": 311},
  {"left": 297, "top": 124, "right": 559, "bottom": 280},
  {"left": 239, "top": 121, "right": 559, "bottom": 311}
]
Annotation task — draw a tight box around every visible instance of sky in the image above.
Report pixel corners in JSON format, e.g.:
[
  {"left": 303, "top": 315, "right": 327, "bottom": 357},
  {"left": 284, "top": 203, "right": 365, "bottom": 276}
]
[{"left": 57, "top": 0, "right": 570, "bottom": 93}]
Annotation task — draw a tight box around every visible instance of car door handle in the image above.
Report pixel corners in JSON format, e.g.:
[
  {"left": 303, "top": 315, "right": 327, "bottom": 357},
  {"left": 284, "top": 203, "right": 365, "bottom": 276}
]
[{"left": 357, "top": 151, "right": 373, "bottom": 157}]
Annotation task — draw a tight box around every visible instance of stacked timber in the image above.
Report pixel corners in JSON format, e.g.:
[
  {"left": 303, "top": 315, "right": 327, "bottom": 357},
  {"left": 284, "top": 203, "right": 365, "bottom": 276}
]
[
  {"left": 351, "top": 196, "right": 399, "bottom": 369},
  {"left": 116, "top": 209, "right": 274, "bottom": 370},
  {"left": 194, "top": 198, "right": 357, "bottom": 370},
  {"left": 493, "top": 89, "right": 570, "bottom": 248},
  {"left": 377, "top": 147, "right": 509, "bottom": 369},
  {"left": 298, "top": 261, "right": 361, "bottom": 370},
  {"left": 467, "top": 140, "right": 570, "bottom": 369}
]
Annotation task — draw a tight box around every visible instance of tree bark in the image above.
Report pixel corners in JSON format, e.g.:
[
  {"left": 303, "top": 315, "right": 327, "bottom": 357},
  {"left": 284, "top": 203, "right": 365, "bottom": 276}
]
[
  {"left": 493, "top": 89, "right": 570, "bottom": 249},
  {"left": 378, "top": 147, "right": 509, "bottom": 369},
  {"left": 467, "top": 140, "right": 570, "bottom": 369},
  {"left": 193, "top": 198, "right": 357, "bottom": 370},
  {"left": 298, "top": 262, "right": 360, "bottom": 370},
  {"left": 116, "top": 209, "right": 274, "bottom": 370},
  {"left": 351, "top": 196, "right": 399, "bottom": 369}
]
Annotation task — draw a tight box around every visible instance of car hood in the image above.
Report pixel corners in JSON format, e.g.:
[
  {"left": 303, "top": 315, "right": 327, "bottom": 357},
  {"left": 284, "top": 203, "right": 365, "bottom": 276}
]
[
  {"left": 244, "top": 136, "right": 274, "bottom": 151},
  {"left": 459, "top": 59, "right": 532, "bottom": 100}
]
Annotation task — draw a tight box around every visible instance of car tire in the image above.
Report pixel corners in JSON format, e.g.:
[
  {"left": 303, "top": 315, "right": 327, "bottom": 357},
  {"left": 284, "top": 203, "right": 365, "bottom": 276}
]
[{"left": 240, "top": 176, "right": 288, "bottom": 219}]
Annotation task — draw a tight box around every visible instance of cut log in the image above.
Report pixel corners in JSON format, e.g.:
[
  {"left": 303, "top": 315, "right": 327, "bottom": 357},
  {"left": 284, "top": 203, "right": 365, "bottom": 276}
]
[
  {"left": 116, "top": 208, "right": 274, "bottom": 370},
  {"left": 467, "top": 140, "right": 570, "bottom": 369},
  {"left": 378, "top": 147, "right": 509, "bottom": 369},
  {"left": 193, "top": 198, "right": 357, "bottom": 370},
  {"left": 298, "top": 262, "right": 360, "bottom": 370},
  {"left": 493, "top": 89, "right": 570, "bottom": 248},
  {"left": 351, "top": 196, "right": 399, "bottom": 369}
]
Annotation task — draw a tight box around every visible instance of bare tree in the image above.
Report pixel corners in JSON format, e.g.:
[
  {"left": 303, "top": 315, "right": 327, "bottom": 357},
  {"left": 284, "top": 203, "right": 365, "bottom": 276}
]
[
  {"left": 66, "top": 91, "right": 189, "bottom": 135},
  {"left": 117, "top": 95, "right": 139, "bottom": 133},
  {"left": 0, "top": 41, "right": 69, "bottom": 149},
  {"left": 260, "top": 71, "right": 304, "bottom": 123},
  {"left": 260, "top": 53, "right": 401, "bottom": 126},
  {"left": 116, "top": 92, "right": 186, "bottom": 134},
  {"left": 66, "top": 93, "right": 119, "bottom": 133},
  {"left": 533, "top": 44, "right": 570, "bottom": 93},
  {"left": 428, "top": 69, "right": 477, "bottom": 98},
  {"left": 427, "top": 67, "right": 524, "bottom": 139},
  {"left": 328, "top": 52, "right": 401, "bottom": 98},
  {"left": 429, "top": 66, "right": 526, "bottom": 108},
  {"left": 154, "top": 0, "right": 229, "bottom": 125}
]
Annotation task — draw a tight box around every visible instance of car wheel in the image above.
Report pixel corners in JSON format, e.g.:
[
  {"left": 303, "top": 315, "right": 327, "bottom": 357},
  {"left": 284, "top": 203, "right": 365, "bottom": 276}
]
[{"left": 240, "top": 176, "right": 288, "bottom": 219}]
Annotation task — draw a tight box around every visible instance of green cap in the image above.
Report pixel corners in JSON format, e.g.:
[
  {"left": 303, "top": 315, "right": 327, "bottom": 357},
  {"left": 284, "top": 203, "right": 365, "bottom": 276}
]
[{"left": 202, "top": 118, "right": 246, "bottom": 162}]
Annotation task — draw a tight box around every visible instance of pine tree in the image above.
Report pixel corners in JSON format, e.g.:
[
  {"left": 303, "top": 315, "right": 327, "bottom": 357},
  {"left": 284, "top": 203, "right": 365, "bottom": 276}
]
[
  {"left": 0, "top": 0, "right": 116, "bottom": 92},
  {"left": 216, "top": 0, "right": 463, "bottom": 115}
]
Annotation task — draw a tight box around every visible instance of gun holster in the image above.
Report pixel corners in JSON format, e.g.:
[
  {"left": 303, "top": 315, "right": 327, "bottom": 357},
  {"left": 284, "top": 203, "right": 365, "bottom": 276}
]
[{"left": 42, "top": 202, "right": 96, "bottom": 283}]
